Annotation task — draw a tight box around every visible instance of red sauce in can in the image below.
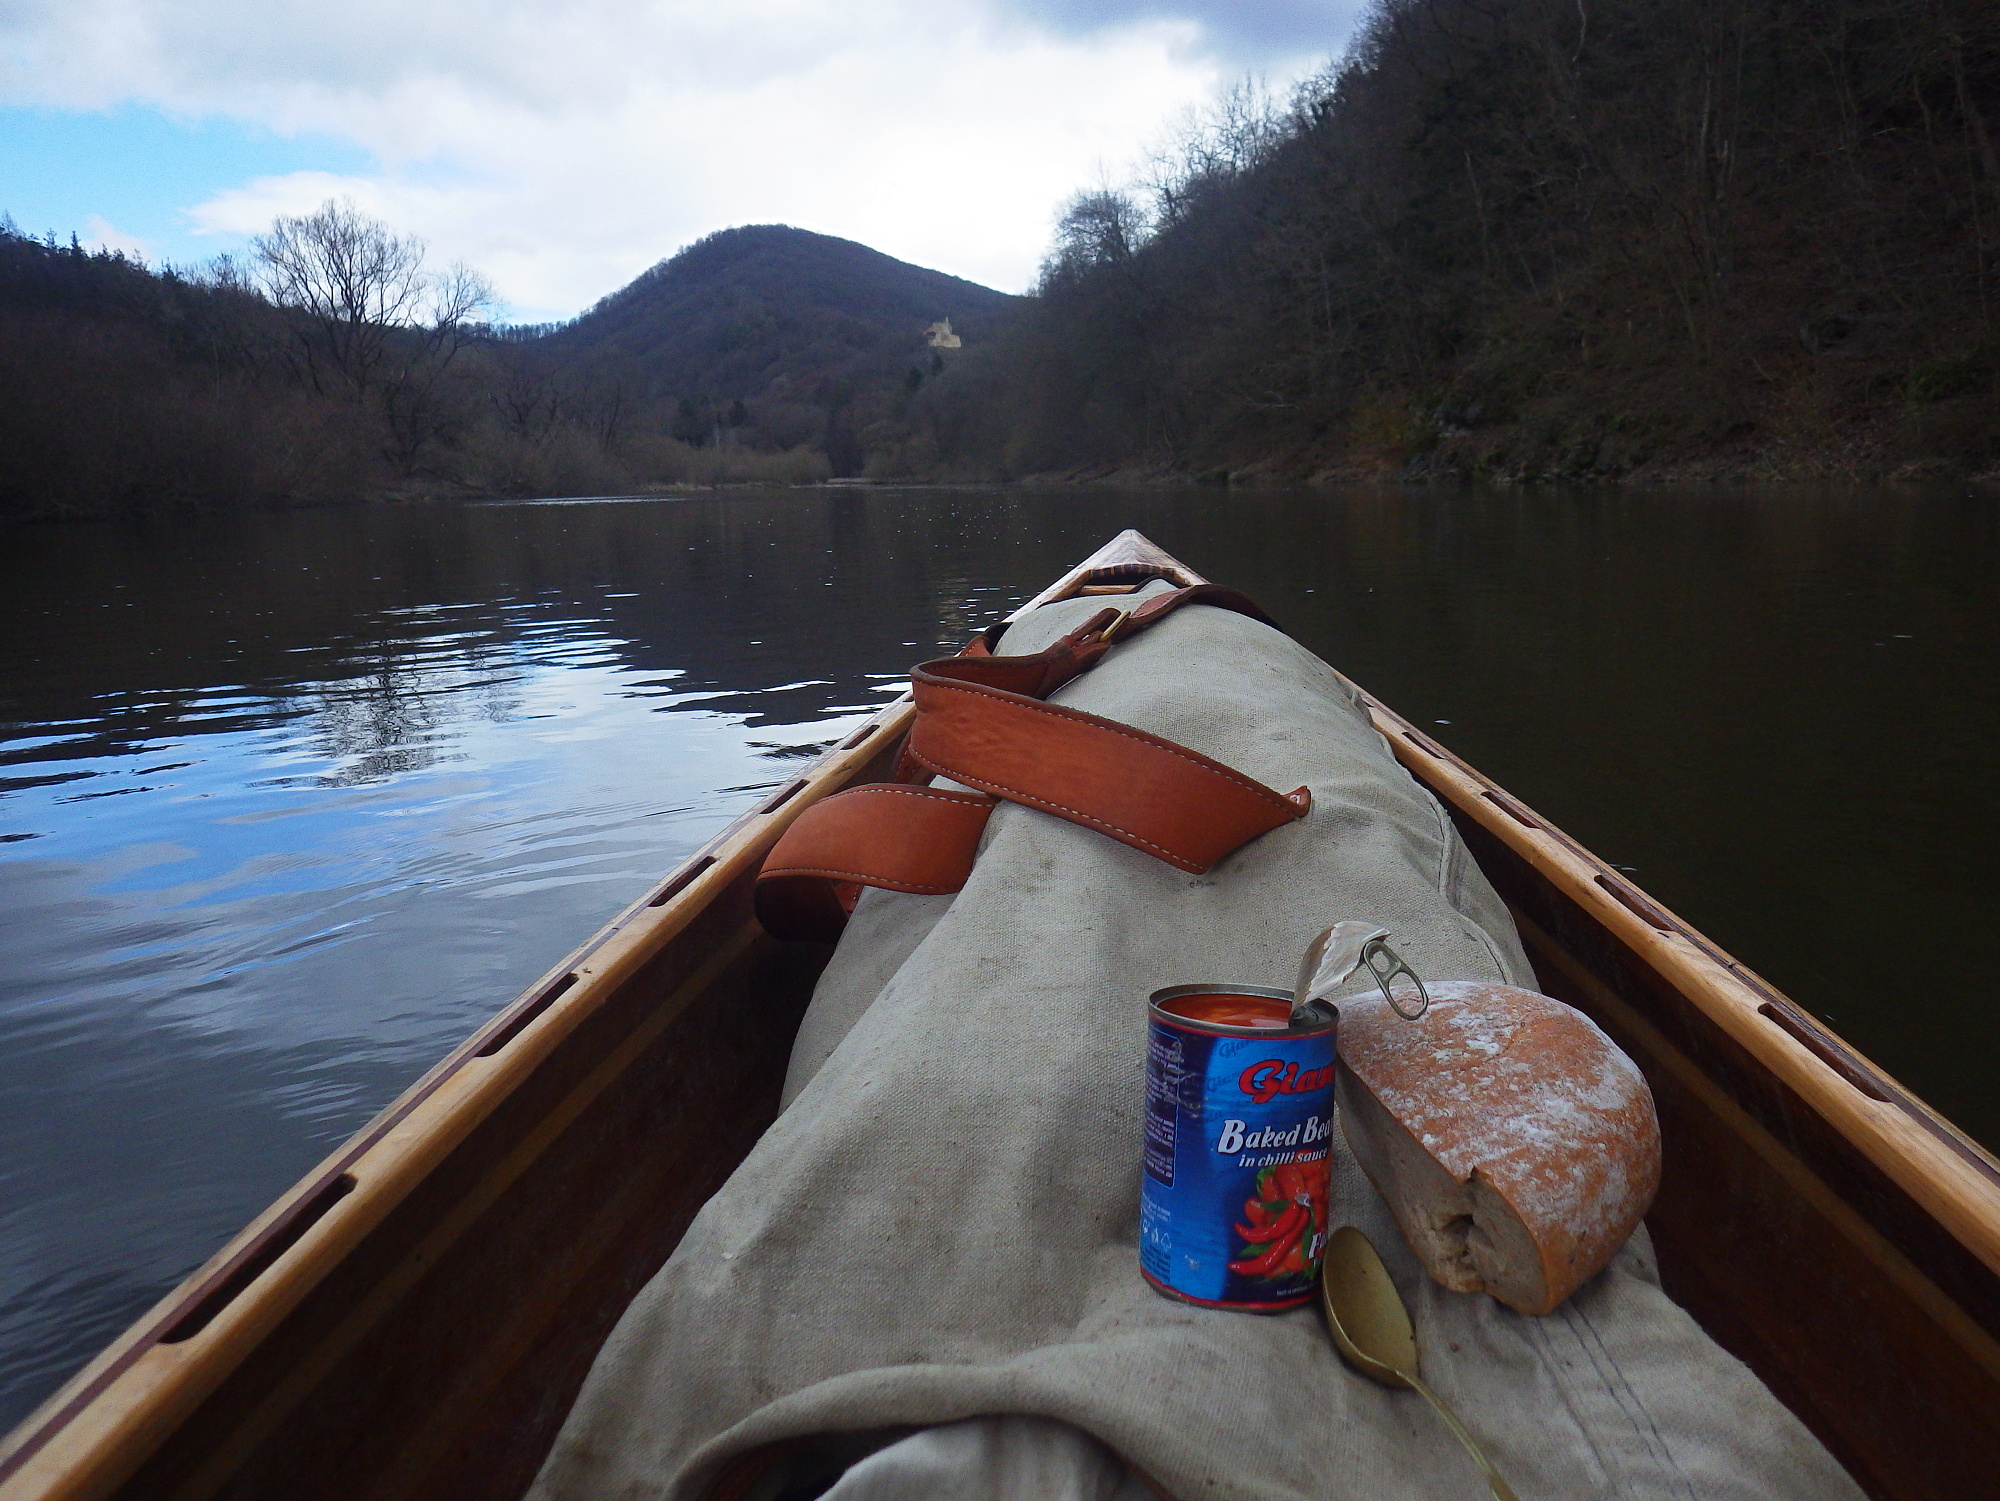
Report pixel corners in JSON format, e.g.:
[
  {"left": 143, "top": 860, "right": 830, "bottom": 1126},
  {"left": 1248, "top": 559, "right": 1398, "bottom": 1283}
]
[{"left": 1157, "top": 993, "right": 1292, "bottom": 1030}]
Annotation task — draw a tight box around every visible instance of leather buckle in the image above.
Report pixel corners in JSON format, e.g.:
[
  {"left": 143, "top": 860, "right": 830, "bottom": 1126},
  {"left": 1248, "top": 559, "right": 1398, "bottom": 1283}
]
[{"left": 1076, "top": 606, "right": 1124, "bottom": 645}]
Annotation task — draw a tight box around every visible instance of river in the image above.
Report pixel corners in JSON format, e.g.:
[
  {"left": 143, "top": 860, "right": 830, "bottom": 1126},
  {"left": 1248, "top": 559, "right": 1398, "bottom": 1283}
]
[{"left": 2, "top": 483, "right": 1995, "bottom": 1428}]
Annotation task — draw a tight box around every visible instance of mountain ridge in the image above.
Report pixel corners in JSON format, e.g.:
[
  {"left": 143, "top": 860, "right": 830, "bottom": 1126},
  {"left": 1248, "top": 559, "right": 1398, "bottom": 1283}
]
[{"left": 532, "top": 223, "right": 1018, "bottom": 473}]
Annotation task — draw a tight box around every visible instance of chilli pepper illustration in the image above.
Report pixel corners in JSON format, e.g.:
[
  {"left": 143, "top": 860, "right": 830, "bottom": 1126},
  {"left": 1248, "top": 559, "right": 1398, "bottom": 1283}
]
[
  {"left": 1229, "top": 1214, "right": 1307, "bottom": 1277},
  {"left": 1233, "top": 1198, "right": 1306, "bottom": 1244},
  {"left": 1228, "top": 1156, "right": 1331, "bottom": 1278}
]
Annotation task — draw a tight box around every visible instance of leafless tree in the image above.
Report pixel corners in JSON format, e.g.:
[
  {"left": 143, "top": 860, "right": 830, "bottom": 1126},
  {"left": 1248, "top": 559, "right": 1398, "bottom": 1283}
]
[
  {"left": 1041, "top": 190, "right": 1148, "bottom": 289},
  {"left": 1141, "top": 77, "right": 1288, "bottom": 229},
  {"left": 254, "top": 200, "right": 426, "bottom": 397},
  {"left": 253, "top": 199, "right": 492, "bottom": 403}
]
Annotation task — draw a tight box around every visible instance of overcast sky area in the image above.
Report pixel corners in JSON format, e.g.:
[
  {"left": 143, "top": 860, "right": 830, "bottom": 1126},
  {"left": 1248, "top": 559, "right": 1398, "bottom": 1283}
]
[{"left": 0, "top": 0, "right": 1361, "bottom": 322}]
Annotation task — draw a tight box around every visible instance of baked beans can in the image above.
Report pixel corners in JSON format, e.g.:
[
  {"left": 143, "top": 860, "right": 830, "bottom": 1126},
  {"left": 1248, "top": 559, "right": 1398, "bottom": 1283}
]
[{"left": 1140, "top": 983, "right": 1337, "bottom": 1311}]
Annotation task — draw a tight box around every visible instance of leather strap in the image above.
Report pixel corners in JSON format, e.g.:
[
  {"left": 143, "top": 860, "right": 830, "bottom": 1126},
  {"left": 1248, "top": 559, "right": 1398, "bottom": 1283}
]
[
  {"left": 755, "top": 785, "right": 998, "bottom": 943},
  {"left": 904, "top": 677, "right": 1308, "bottom": 873},
  {"left": 756, "top": 585, "right": 1310, "bottom": 941},
  {"left": 947, "top": 585, "right": 1278, "bottom": 695}
]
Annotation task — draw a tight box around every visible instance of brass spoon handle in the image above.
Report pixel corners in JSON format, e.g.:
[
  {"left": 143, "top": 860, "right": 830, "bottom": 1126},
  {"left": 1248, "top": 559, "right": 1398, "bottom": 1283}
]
[{"left": 1404, "top": 1372, "right": 1519, "bottom": 1501}]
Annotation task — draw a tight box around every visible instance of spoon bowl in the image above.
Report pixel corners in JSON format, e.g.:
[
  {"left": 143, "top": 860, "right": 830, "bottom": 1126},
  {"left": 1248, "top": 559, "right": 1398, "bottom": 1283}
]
[
  {"left": 1319, "top": 1226, "right": 1519, "bottom": 1501},
  {"left": 1320, "top": 1224, "right": 1419, "bottom": 1388}
]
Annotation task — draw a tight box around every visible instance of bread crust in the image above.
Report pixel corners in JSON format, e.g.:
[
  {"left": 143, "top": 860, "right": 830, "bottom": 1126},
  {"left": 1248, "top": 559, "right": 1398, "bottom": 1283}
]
[{"left": 1338, "top": 981, "right": 1661, "bottom": 1314}]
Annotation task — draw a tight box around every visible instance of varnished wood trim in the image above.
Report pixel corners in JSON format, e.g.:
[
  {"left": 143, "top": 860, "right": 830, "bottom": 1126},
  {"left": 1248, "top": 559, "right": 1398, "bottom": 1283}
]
[
  {"left": 1004, "top": 529, "right": 1208, "bottom": 620},
  {"left": 1341, "top": 673, "right": 2000, "bottom": 1277},
  {"left": 1515, "top": 906, "right": 2000, "bottom": 1384}
]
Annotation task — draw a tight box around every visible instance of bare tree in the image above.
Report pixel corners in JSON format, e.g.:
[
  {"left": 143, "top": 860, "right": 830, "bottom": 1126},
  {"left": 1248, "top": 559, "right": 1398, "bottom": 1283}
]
[
  {"left": 253, "top": 199, "right": 492, "bottom": 403},
  {"left": 381, "top": 260, "right": 496, "bottom": 463},
  {"left": 428, "top": 261, "right": 492, "bottom": 337},
  {"left": 1040, "top": 190, "right": 1149, "bottom": 289},
  {"left": 254, "top": 200, "right": 427, "bottom": 397},
  {"left": 252, "top": 199, "right": 494, "bottom": 462},
  {"left": 1141, "top": 77, "right": 1287, "bottom": 229}
]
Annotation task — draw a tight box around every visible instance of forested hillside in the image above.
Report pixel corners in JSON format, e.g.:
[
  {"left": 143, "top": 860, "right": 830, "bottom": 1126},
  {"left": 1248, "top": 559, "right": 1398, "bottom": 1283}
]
[
  {"left": 0, "top": 227, "right": 375, "bottom": 516},
  {"left": 957, "top": 0, "right": 2000, "bottom": 482},
  {"left": 544, "top": 226, "right": 1015, "bottom": 474},
  {"left": 0, "top": 218, "right": 1012, "bottom": 519}
]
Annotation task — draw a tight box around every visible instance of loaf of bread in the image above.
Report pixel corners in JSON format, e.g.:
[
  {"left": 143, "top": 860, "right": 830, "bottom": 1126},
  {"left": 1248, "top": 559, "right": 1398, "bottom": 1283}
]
[{"left": 1338, "top": 981, "right": 1660, "bottom": 1315}]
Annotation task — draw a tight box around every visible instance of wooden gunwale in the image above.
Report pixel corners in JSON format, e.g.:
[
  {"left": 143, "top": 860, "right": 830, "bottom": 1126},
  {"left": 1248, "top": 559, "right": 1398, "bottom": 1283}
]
[
  {"left": 1516, "top": 901, "right": 2000, "bottom": 1375},
  {"left": 1340, "top": 679, "right": 2000, "bottom": 1277},
  {"left": 3, "top": 527, "right": 1996, "bottom": 1501}
]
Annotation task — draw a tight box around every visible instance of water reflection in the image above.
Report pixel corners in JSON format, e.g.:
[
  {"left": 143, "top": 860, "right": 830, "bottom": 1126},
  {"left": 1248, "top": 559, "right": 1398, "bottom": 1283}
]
[
  {"left": 1, "top": 484, "right": 1996, "bottom": 1430},
  {"left": 0, "top": 502, "right": 940, "bottom": 1428}
]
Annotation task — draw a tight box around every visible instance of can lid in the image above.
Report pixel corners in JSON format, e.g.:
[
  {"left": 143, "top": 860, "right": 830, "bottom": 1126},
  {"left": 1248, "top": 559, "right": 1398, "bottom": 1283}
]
[
  {"left": 1293, "top": 922, "right": 1429, "bottom": 1022},
  {"left": 1149, "top": 984, "right": 1336, "bottom": 1038}
]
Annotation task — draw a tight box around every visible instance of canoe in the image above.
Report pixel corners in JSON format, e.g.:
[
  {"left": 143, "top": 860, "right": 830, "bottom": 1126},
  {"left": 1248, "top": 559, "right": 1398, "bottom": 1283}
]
[{"left": 2, "top": 529, "right": 1996, "bottom": 1501}]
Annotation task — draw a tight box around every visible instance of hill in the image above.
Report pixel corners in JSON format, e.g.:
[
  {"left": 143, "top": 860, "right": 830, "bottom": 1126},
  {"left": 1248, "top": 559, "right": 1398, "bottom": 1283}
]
[
  {"left": 539, "top": 225, "right": 1019, "bottom": 474},
  {"left": 979, "top": 0, "right": 2000, "bottom": 485}
]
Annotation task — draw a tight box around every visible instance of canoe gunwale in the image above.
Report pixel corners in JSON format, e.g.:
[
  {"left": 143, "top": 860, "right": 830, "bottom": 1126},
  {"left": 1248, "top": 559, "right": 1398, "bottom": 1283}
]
[
  {"left": 1342, "top": 678, "right": 2000, "bottom": 1277},
  {"left": 1004, "top": 529, "right": 1208, "bottom": 619}
]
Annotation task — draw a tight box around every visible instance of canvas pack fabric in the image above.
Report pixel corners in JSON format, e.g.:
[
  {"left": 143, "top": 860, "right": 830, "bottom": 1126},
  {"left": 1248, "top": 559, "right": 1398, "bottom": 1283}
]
[{"left": 528, "top": 586, "right": 1863, "bottom": 1501}]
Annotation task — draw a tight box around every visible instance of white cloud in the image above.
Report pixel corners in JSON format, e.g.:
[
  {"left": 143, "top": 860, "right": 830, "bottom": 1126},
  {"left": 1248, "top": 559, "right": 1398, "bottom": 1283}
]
[
  {"left": 2, "top": 0, "right": 1338, "bottom": 320},
  {"left": 82, "top": 214, "right": 153, "bottom": 260}
]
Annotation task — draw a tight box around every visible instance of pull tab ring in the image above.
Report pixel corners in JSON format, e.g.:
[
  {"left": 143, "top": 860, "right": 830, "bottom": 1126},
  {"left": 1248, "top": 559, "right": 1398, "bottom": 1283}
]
[{"left": 1362, "top": 937, "right": 1429, "bottom": 1020}]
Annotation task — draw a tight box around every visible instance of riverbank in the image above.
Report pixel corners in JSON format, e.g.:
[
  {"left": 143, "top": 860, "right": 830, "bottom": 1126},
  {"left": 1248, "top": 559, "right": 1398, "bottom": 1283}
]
[
  {"left": 1020, "top": 415, "right": 2000, "bottom": 490},
  {"left": 998, "top": 340, "right": 2000, "bottom": 491}
]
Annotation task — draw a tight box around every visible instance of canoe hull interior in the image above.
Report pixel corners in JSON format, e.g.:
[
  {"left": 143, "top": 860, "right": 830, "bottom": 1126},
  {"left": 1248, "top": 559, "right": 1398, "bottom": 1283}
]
[
  {"left": 127, "top": 876, "right": 829, "bottom": 1501},
  {"left": 1455, "top": 812, "right": 2000, "bottom": 1499},
  {"left": 4, "top": 531, "right": 1996, "bottom": 1501}
]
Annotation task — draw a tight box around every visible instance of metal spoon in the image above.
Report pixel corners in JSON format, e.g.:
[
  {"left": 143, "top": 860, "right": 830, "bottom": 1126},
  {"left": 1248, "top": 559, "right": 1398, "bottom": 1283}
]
[{"left": 1320, "top": 1226, "right": 1519, "bottom": 1501}]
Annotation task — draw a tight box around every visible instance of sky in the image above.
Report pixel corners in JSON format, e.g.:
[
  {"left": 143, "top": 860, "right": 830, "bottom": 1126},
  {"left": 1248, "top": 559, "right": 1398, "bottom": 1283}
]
[{"left": 0, "top": 0, "right": 1359, "bottom": 323}]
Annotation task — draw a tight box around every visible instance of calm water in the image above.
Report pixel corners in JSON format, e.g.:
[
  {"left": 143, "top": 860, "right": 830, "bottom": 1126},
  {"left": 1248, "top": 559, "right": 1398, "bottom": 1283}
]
[{"left": 2, "top": 485, "right": 1996, "bottom": 1427}]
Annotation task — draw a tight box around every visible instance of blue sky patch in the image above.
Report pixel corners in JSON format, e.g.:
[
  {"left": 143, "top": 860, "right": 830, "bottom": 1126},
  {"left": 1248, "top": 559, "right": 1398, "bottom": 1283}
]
[{"left": 0, "top": 105, "right": 372, "bottom": 269}]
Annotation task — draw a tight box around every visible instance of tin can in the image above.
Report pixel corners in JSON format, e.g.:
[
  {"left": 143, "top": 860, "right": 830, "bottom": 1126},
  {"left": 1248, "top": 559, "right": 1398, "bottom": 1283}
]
[{"left": 1140, "top": 983, "right": 1337, "bottom": 1311}]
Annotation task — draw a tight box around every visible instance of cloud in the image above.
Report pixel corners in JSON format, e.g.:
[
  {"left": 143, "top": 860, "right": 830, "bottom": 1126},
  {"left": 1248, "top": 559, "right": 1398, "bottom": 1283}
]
[
  {"left": 0, "top": 0, "right": 1351, "bottom": 320},
  {"left": 82, "top": 213, "right": 153, "bottom": 260}
]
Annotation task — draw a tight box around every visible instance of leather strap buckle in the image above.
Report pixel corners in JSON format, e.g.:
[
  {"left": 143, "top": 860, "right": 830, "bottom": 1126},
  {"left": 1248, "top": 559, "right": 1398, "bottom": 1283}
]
[
  {"left": 1096, "top": 607, "right": 1139, "bottom": 645},
  {"left": 1070, "top": 606, "right": 1126, "bottom": 647}
]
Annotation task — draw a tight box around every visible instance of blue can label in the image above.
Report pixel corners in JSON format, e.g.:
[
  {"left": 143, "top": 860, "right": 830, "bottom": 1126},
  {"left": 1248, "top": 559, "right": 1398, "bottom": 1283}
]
[{"left": 1140, "top": 1012, "right": 1336, "bottom": 1310}]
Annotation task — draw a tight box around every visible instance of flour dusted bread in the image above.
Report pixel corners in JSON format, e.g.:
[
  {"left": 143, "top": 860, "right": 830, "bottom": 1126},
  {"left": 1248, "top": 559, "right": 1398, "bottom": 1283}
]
[{"left": 1338, "top": 981, "right": 1660, "bottom": 1315}]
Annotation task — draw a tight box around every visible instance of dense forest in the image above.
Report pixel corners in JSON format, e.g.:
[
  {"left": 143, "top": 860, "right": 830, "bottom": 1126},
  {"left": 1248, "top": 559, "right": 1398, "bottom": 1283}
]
[
  {"left": 5, "top": 0, "right": 1999, "bottom": 517},
  {"left": 953, "top": 0, "right": 2000, "bottom": 483}
]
